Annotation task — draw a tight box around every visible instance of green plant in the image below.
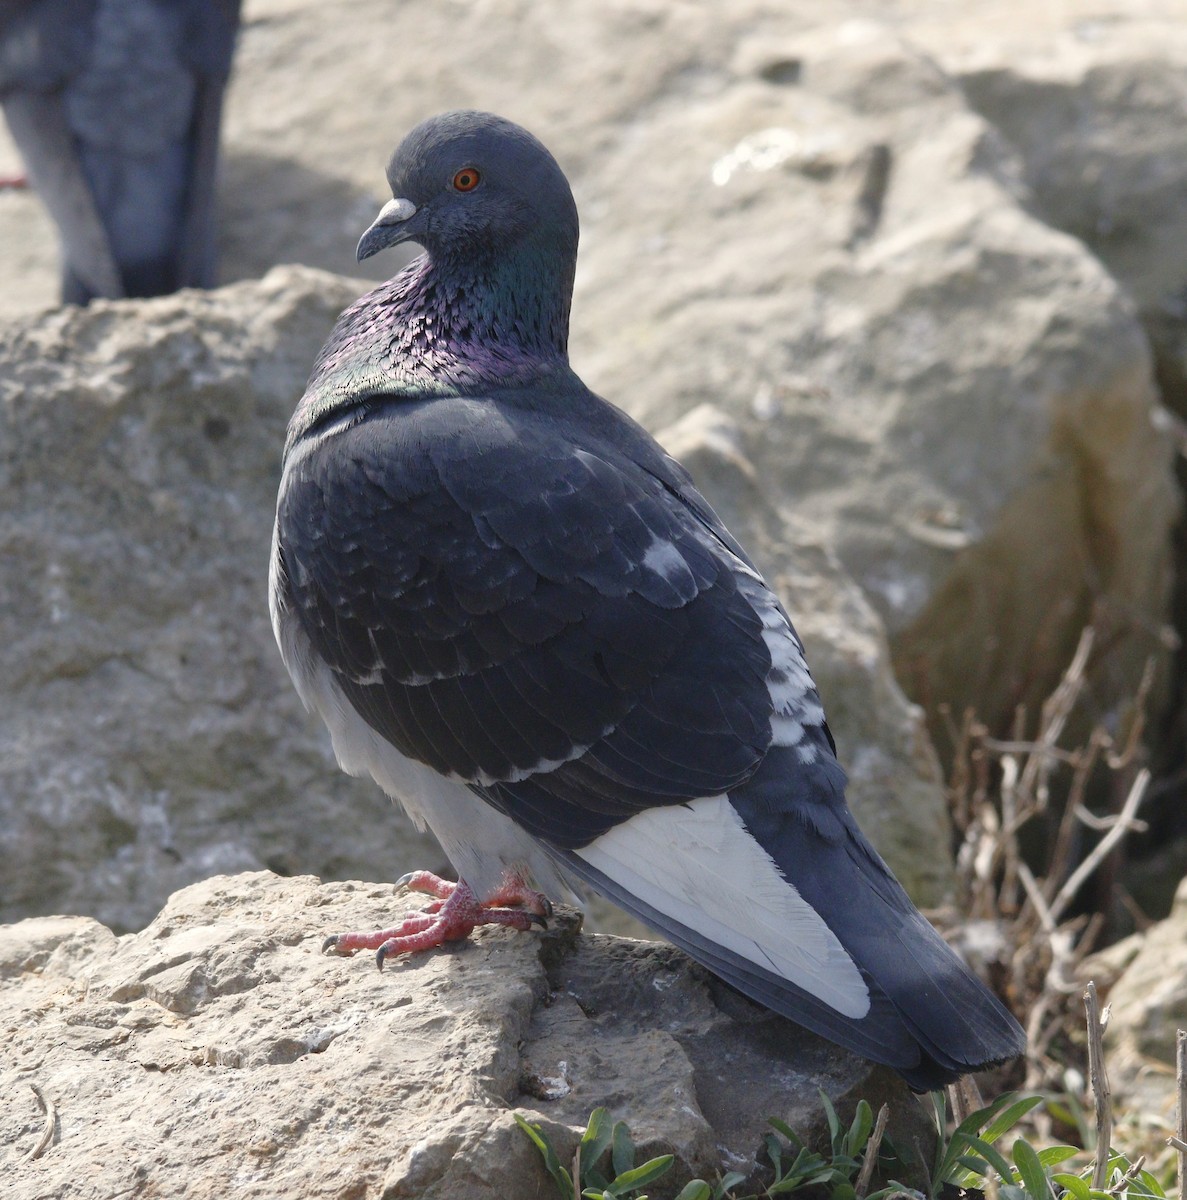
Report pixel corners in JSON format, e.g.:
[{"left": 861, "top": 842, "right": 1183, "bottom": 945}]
[
  {"left": 515, "top": 1106, "right": 708, "bottom": 1200},
  {"left": 925, "top": 1088, "right": 1049, "bottom": 1198},
  {"left": 517, "top": 1092, "right": 895, "bottom": 1200},
  {"left": 750, "top": 1094, "right": 892, "bottom": 1200},
  {"left": 517, "top": 1080, "right": 1176, "bottom": 1200},
  {"left": 922, "top": 1089, "right": 1169, "bottom": 1200}
]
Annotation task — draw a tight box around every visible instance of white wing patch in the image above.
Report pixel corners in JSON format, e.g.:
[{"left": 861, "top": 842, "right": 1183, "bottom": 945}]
[
  {"left": 642, "top": 534, "right": 694, "bottom": 585},
  {"left": 575, "top": 794, "right": 870, "bottom": 1018},
  {"left": 735, "top": 572, "right": 824, "bottom": 761}
]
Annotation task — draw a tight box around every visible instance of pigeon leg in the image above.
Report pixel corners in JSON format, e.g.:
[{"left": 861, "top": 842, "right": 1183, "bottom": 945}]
[
  {"left": 395, "top": 869, "right": 553, "bottom": 920},
  {"left": 322, "top": 876, "right": 550, "bottom": 968}
]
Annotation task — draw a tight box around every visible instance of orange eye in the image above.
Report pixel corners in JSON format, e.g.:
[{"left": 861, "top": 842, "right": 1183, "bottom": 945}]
[{"left": 453, "top": 167, "right": 481, "bottom": 192}]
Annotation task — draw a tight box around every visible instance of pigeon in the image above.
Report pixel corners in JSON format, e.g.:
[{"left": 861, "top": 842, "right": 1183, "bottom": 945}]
[
  {"left": 0, "top": 0, "right": 241, "bottom": 304},
  {"left": 269, "top": 110, "right": 1026, "bottom": 1089}
]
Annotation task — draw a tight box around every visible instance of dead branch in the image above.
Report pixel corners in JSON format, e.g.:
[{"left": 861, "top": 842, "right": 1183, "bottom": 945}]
[
  {"left": 1084, "top": 982, "right": 1112, "bottom": 1192},
  {"left": 1049, "top": 770, "right": 1149, "bottom": 926},
  {"left": 854, "top": 1104, "right": 889, "bottom": 1200},
  {"left": 1174, "top": 1030, "right": 1187, "bottom": 1200}
]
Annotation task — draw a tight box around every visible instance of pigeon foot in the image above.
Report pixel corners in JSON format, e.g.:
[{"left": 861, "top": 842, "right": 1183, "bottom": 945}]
[
  {"left": 321, "top": 874, "right": 551, "bottom": 968},
  {"left": 396, "top": 869, "right": 553, "bottom": 919}
]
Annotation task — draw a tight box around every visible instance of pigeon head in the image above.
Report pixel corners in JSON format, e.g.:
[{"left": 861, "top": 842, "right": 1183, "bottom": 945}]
[
  {"left": 349, "top": 111, "right": 580, "bottom": 369},
  {"left": 357, "top": 110, "right": 579, "bottom": 270}
]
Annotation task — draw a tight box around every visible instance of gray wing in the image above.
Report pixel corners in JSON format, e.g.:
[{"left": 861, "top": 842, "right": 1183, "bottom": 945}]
[{"left": 274, "top": 393, "right": 796, "bottom": 846}]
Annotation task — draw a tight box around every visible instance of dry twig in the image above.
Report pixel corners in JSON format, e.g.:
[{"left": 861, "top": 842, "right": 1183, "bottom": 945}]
[
  {"left": 1173, "top": 1030, "right": 1187, "bottom": 1200},
  {"left": 1049, "top": 770, "right": 1150, "bottom": 926},
  {"left": 1105, "top": 1154, "right": 1146, "bottom": 1197},
  {"left": 1084, "top": 982, "right": 1112, "bottom": 1192},
  {"left": 942, "top": 623, "right": 1158, "bottom": 1096},
  {"left": 854, "top": 1104, "right": 889, "bottom": 1200}
]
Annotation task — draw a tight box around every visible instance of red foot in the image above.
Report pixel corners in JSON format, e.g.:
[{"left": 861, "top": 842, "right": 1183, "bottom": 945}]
[
  {"left": 0, "top": 174, "right": 28, "bottom": 190},
  {"left": 322, "top": 872, "right": 552, "bottom": 969}
]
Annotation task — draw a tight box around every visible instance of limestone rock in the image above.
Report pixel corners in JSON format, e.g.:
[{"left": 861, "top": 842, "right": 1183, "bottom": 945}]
[
  {"left": 0, "top": 871, "right": 925, "bottom": 1200},
  {"left": 0, "top": 267, "right": 442, "bottom": 933},
  {"left": 914, "top": 4, "right": 1187, "bottom": 416},
  {"left": 1102, "top": 873, "right": 1187, "bottom": 1120}
]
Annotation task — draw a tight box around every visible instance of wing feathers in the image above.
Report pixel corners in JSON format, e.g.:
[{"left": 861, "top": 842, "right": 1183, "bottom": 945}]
[{"left": 275, "top": 387, "right": 1024, "bottom": 1087}]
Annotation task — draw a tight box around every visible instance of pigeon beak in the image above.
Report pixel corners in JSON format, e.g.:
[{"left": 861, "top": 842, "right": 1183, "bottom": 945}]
[{"left": 357, "top": 197, "right": 419, "bottom": 262}]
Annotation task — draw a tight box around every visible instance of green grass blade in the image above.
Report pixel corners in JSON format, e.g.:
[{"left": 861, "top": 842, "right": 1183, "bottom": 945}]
[
  {"left": 768, "top": 1116, "right": 805, "bottom": 1153},
  {"left": 958, "top": 1133, "right": 1016, "bottom": 1184},
  {"left": 1012, "top": 1137, "right": 1052, "bottom": 1200},
  {"left": 1052, "top": 1172, "right": 1091, "bottom": 1200},
  {"left": 611, "top": 1121, "right": 635, "bottom": 1179},
  {"left": 581, "top": 1108, "right": 615, "bottom": 1176},
  {"left": 1035, "top": 1147, "right": 1080, "bottom": 1170},
  {"left": 514, "top": 1113, "right": 574, "bottom": 1197},
  {"left": 845, "top": 1100, "right": 874, "bottom": 1158},
  {"left": 819, "top": 1090, "right": 842, "bottom": 1151},
  {"left": 674, "top": 1184, "right": 713, "bottom": 1200},
  {"left": 981, "top": 1097, "right": 1045, "bottom": 1147},
  {"left": 608, "top": 1155, "right": 674, "bottom": 1192}
]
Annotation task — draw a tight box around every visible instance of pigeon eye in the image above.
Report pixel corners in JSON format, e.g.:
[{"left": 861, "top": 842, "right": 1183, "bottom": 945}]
[{"left": 452, "top": 168, "right": 481, "bottom": 192}]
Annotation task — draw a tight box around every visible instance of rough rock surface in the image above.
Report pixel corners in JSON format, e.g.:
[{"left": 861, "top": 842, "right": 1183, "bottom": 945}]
[
  {"left": 910, "top": 4, "right": 1187, "bottom": 417},
  {"left": 0, "top": 871, "right": 926, "bottom": 1199},
  {"left": 0, "top": 271, "right": 953, "bottom": 930},
  {"left": 1100, "top": 873, "right": 1187, "bottom": 1119},
  {"left": 0, "top": 268, "right": 447, "bottom": 933}
]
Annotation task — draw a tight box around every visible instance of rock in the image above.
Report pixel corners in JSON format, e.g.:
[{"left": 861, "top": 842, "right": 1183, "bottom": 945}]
[
  {"left": 0, "top": 871, "right": 928, "bottom": 1199},
  {"left": 909, "top": 1, "right": 1187, "bottom": 877},
  {"left": 914, "top": 7, "right": 1187, "bottom": 416},
  {"left": 0, "top": 266, "right": 442, "bottom": 933},
  {"left": 1101, "top": 873, "right": 1187, "bottom": 1120}
]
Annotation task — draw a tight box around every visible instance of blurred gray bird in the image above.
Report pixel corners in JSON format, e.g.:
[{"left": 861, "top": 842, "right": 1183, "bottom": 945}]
[{"left": 0, "top": 0, "right": 241, "bottom": 303}]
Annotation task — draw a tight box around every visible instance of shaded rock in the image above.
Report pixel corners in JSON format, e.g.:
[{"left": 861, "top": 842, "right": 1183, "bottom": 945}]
[
  {"left": 912, "top": 4, "right": 1187, "bottom": 893},
  {"left": 0, "top": 871, "right": 928, "bottom": 1199},
  {"left": 1102, "top": 873, "right": 1187, "bottom": 1119},
  {"left": 927, "top": 10, "right": 1187, "bottom": 416}
]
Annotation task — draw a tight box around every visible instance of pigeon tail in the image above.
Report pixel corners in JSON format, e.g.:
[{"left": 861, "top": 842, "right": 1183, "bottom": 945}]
[
  {"left": 555, "top": 743, "right": 1024, "bottom": 1090},
  {"left": 735, "top": 751, "right": 1029, "bottom": 1087}
]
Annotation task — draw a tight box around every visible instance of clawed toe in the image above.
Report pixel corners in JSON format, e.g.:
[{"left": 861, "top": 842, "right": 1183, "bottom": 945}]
[{"left": 323, "top": 872, "right": 555, "bottom": 968}]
